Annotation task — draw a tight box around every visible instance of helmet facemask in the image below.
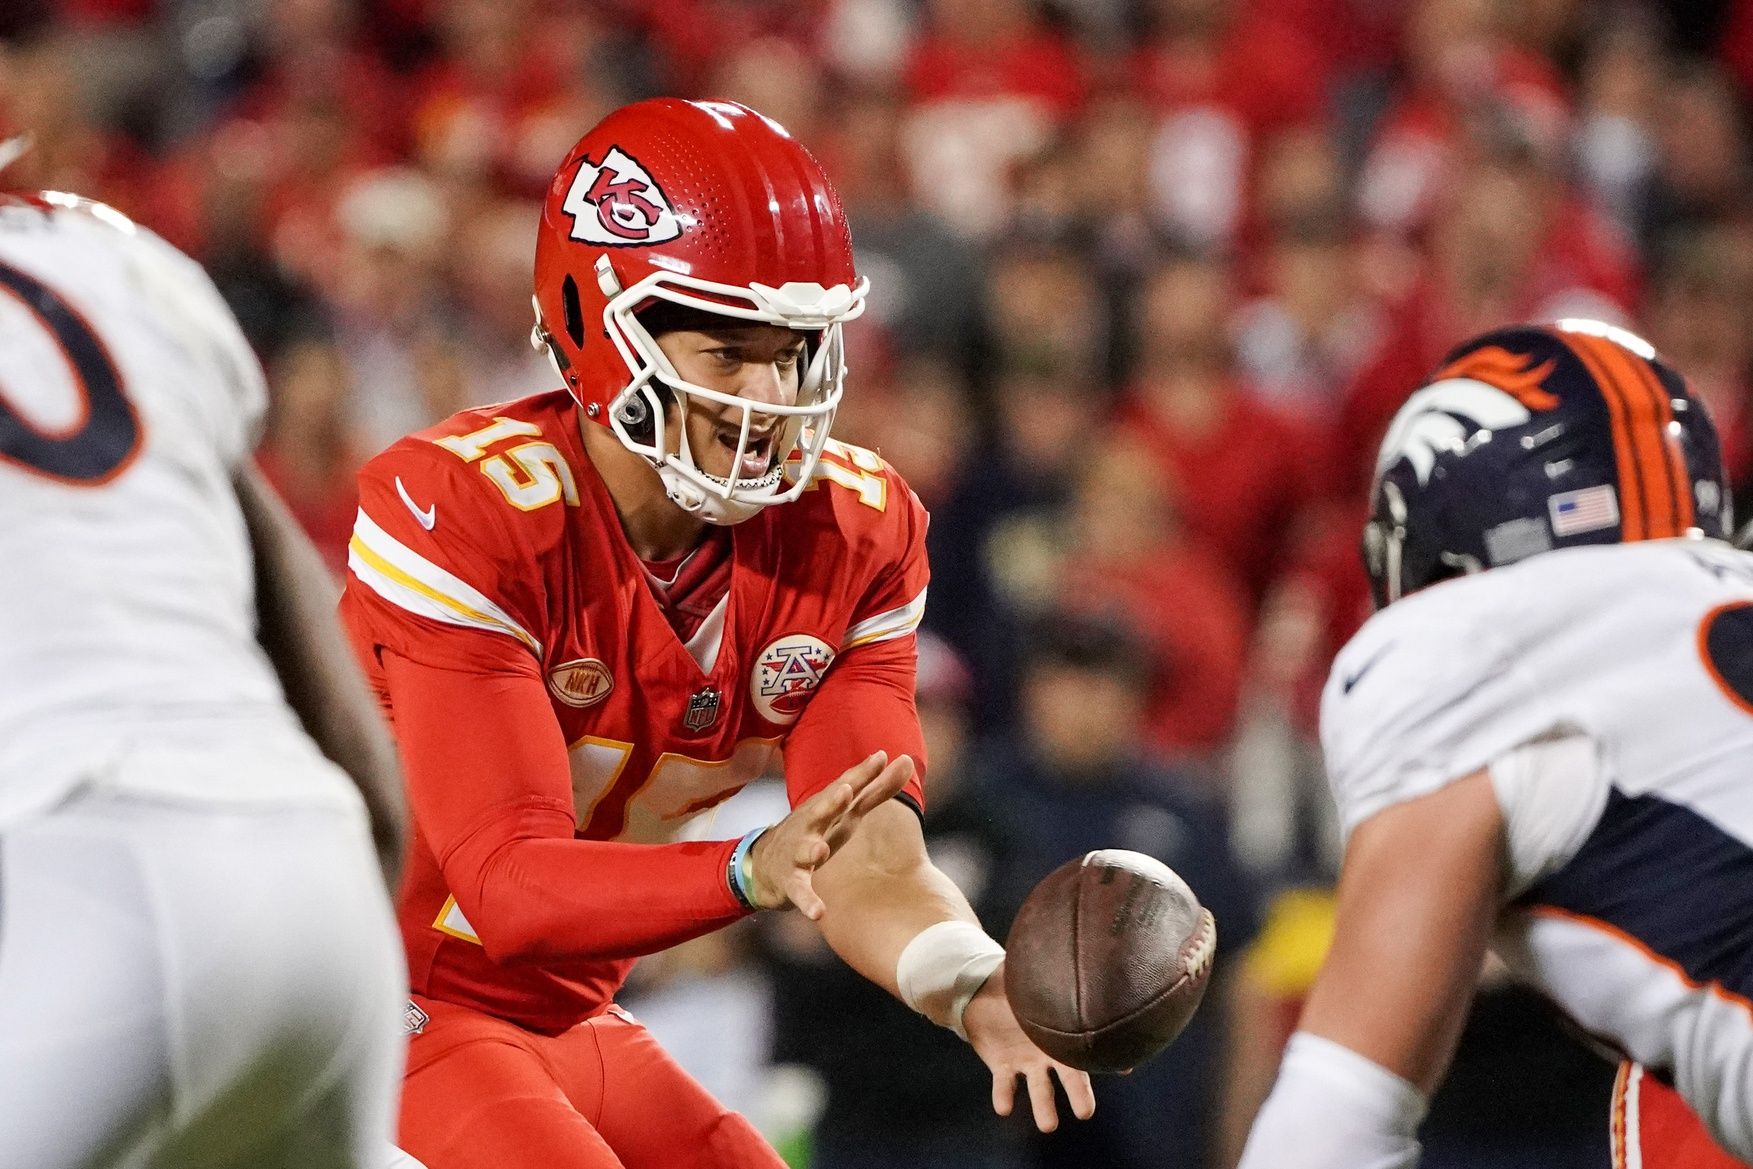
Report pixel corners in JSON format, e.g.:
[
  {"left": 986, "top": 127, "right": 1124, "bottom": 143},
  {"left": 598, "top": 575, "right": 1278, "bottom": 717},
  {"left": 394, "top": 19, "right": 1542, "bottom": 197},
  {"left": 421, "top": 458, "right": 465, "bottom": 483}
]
[{"left": 542, "top": 259, "right": 865, "bottom": 526}]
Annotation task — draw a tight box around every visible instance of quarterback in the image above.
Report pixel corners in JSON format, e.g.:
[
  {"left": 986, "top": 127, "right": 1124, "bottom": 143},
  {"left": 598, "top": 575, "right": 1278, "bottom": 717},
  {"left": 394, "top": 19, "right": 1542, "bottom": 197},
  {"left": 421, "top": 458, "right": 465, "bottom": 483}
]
[
  {"left": 1239, "top": 320, "right": 1753, "bottom": 1169},
  {"left": 341, "top": 98, "right": 1094, "bottom": 1168},
  {"left": 0, "top": 190, "right": 411, "bottom": 1166}
]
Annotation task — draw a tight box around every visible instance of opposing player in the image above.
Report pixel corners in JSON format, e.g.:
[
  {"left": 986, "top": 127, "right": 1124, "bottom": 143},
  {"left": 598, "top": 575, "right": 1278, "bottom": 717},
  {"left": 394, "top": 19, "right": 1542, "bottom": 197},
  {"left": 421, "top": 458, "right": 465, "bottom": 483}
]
[
  {"left": 1238, "top": 319, "right": 1753, "bottom": 1169},
  {"left": 0, "top": 190, "right": 413, "bottom": 1165},
  {"left": 339, "top": 98, "right": 1094, "bottom": 1169}
]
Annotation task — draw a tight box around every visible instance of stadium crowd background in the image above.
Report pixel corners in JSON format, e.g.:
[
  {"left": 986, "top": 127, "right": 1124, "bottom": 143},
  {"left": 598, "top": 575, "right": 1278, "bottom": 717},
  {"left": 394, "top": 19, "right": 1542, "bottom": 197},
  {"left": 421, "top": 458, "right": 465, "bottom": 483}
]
[{"left": 3, "top": 0, "right": 1749, "bottom": 1166}]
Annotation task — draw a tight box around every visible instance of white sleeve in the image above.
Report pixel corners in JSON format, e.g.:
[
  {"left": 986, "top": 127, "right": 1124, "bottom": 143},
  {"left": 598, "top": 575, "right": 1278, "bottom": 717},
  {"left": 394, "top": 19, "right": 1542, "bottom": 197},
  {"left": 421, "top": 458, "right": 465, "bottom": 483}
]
[
  {"left": 1320, "top": 594, "right": 1556, "bottom": 838},
  {"left": 1237, "top": 1032, "right": 1426, "bottom": 1169},
  {"left": 1488, "top": 733, "right": 1608, "bottom": 898},
  {"left": 127, "top": 227, "right": 269, "bottom": 466}
]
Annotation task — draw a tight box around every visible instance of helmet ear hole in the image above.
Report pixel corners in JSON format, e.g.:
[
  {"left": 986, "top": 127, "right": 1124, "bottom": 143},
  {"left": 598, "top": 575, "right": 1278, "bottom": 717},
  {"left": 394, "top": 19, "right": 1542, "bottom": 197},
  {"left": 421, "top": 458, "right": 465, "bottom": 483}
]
[{"left": 562, "top": 275, "right": 585, "bottom": 349}]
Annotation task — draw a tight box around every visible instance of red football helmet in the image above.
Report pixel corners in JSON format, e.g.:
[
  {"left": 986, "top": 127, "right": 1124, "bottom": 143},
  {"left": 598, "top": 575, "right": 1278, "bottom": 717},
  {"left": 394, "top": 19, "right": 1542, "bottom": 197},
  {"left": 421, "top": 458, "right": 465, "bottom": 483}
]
[{"left": 532, "top": 98, "right": 867, "bottom": 524}]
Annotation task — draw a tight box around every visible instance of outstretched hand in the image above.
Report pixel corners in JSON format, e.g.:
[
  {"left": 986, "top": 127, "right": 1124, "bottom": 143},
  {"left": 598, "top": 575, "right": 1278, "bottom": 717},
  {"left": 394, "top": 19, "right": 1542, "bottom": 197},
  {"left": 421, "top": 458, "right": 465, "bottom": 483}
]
[
  {"left": 963, "top": 963, "right": 1097, "bottom": 1133},
  {"left": 746, "top": 751, "right": 914, "bottom": 919}
]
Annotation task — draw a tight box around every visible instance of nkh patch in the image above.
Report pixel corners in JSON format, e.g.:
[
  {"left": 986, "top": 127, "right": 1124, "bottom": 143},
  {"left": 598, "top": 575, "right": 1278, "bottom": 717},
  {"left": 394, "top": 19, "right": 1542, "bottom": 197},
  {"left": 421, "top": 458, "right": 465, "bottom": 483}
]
[
  {"left": 548, "top": 658, "right": 613, "bottom": 708},
  {"left": 403, "top": 1000, "right": 430, "bottom": 1036},
  {"left": 1549, "top": 485, "right": 1620, "bottom": 536}
]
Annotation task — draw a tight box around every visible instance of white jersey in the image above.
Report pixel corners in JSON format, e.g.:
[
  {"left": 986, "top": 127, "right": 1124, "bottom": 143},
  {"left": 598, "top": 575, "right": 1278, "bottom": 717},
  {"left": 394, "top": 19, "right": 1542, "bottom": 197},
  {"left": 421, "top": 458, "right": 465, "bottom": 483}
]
[
  {"left": 1323, "top": 537, "right": 1753, "bottom": 1159},
  {"left": 0, "top": 195, "right": 352, "bottom": 821}
]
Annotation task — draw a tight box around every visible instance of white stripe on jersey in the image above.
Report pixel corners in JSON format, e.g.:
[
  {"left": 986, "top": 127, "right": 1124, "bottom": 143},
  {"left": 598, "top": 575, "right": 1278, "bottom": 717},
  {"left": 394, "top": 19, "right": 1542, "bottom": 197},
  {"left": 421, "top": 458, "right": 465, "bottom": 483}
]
[
  {"left": 1496, "top": 906, "right": 1753, "bottom": 1160},
  {"left": 347, "top": 509, "right": 541, "bottom": 654},
  {"left": 843, "top": 587, "right": 927, "bottom": 649}
]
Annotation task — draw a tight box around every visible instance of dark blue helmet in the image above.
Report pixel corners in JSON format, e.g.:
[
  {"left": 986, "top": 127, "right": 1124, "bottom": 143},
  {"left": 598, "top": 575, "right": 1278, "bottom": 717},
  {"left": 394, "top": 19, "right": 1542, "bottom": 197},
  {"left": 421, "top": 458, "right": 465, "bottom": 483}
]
[{"left": 1364, "top": 319, "right": 1732, "bottom": 609}]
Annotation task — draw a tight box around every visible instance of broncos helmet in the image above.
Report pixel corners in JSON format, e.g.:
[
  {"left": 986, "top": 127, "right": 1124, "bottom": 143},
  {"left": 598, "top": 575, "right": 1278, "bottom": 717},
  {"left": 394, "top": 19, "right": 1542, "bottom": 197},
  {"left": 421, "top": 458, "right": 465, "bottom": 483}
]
[{"left": 1364, "top": 319, "right": 1732, "bottom": 609}]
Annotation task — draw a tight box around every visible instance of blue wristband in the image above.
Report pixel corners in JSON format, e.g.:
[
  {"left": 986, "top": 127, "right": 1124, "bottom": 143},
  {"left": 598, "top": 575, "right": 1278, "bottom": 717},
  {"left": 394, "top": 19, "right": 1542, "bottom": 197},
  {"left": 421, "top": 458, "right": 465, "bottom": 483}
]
[{"left": 727, "top": 827, "right": 767, "bottom": 912}]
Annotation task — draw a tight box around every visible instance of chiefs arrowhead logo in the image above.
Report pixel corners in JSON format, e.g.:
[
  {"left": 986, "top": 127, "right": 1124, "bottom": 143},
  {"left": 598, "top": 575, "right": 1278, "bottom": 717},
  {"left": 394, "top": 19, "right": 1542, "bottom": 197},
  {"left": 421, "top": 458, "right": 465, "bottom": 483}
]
[{"left": 561, "top": 147, "right": 683, "bottom": 247}]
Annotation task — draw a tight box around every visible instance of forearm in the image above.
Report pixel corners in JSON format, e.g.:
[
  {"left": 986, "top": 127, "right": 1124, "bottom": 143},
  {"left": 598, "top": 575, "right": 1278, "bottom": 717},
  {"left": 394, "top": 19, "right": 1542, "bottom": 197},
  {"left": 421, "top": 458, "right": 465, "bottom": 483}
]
[
  {"left": 1238, "top": 772, "right": 1505, "bottom": 1167},
  {"left": 380, "top": 649, "right": 752, "bottom": 963},
  {"left": 813, "top": 810, "right": 975, "bottom": 995},
  {"left": 446, "top": 799, "right": 746, "bottom": 964},
  {"left": 810, "top": 799, "right": 1005, "bottom": 1040},
  {"left": 237, "top": 462, "right": 407, "bottom": 886}
]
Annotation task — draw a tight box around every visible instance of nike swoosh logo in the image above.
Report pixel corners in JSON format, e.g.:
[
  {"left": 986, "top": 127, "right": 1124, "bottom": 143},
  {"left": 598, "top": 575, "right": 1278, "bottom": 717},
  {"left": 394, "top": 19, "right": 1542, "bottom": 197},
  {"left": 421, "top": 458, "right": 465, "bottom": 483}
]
[
  {"left": 1341, "top": 641, "right": 1395, "bottom": 694},
  {"left": 395, "top": 476, "right": 436, "bottom": 530}
]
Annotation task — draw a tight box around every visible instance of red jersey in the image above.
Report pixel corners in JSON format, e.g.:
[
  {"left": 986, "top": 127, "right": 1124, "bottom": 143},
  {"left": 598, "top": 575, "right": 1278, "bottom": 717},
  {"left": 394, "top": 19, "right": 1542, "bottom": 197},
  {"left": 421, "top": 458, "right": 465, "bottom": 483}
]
[{"left": 341, "top": 391, "right": 929, "bottom": 1032}]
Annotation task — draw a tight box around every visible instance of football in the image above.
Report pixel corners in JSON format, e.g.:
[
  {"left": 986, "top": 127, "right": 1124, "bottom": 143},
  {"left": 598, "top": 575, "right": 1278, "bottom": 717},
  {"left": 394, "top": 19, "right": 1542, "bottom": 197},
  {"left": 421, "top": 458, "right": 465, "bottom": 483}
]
[{"left": 1004, "top": 849, "right": 1217, "bottom": 1073}]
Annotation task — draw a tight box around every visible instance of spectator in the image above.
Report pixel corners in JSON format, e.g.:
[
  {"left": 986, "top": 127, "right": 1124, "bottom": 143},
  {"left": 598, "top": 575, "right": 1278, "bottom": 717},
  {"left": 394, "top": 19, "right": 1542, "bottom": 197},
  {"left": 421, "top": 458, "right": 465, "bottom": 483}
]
[
  {"left": 1120, "top": 251, "right": 1323, "bottom": 600},
  {"left": 839, "top": 356, "right": 978, "bottom": 511},
  {"left": 1232, "top": 221, "right": 1382, "bottom": 436},
  {"left": 1643, "top": 226, "right": 1753, "bottom": 505},
  {"left": 1639, "top": 60, "right": 1753, "bottom": 251},
  {"left": 1128, "top": 0, "right": 1331, "bottom": 252},
  {"left": 1341, "top": 134, "right": 1635, "bottom": 491},
  {"left": 0, "top": 33, "right": 158, "bottom": 219},
  {"left": 975, "top": 614, "right": 1261, "bottom": 1169},
  {"left": 984, "top": 239, "right": 1111, "bottom": 379},
  {"left": 445, "top": 198, "right": 555, "bottom": 405},
  {"left": 1054, "top": 435, "right": 1252, "bottom": 763},
  {"left": 257, "top": 337, "right": 369, "bottom": 573},
  {"left": 1573, "top": 16, "right": 1665, "bottom": 239},
  {"left": 1356, "top": 0, "right": 1568, "bottom": 241},
  {"left": 818, "top": 86, "right": 985, "bottom": 368},
  {"left": 945, "top": 364, "right": 1104, "bottom": 719},
  {"left": 1054, "top": 95, "right": 1162, "bottom": 286},
  {"left": 706, "top": 36, "right": 827, "bottom": 149},
  {"left": 326, "top": 166, "right": 466, "bottom": 449},
  {"left": 900, "top": 0, "right": 1085, "bottom": 237},
  {"left": 632, "top": 0, "right": 822, "bottom": 94},
  {"left": 408, "top": 0, "right": 607, "bottom": 195}
]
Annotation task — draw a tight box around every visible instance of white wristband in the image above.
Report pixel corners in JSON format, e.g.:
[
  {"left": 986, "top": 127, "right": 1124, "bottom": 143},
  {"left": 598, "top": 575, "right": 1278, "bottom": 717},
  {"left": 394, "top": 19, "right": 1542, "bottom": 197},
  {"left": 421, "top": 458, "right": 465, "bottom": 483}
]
[{"left": 895, "top": 920, "right": 1005, "bottom": 1040}]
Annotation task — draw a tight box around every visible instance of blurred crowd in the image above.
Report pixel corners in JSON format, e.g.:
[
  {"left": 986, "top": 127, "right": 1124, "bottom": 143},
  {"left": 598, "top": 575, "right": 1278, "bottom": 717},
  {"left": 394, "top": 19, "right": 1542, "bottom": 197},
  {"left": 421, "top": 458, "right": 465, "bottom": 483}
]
[{"left": 7, "top": 0, "right": 1752, "bottom": 1165}]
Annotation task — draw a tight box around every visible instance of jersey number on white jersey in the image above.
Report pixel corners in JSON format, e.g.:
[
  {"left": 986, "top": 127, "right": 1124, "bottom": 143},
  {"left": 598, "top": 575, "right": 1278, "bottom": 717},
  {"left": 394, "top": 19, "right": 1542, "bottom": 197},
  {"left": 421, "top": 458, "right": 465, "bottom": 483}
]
[{"left": 0, "top": 260, "right": 141, "bottom": 485}]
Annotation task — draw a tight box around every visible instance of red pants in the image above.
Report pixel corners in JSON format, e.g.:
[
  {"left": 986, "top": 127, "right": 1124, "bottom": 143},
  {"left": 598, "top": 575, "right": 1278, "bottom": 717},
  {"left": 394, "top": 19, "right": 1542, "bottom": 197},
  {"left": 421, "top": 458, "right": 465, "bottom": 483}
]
[
  {"left": 398, "top": 995, "right": 786, "bottom": 1169},
  {"left": 1613, "top": 1063, "right": 1749, "bottom": 1169}
]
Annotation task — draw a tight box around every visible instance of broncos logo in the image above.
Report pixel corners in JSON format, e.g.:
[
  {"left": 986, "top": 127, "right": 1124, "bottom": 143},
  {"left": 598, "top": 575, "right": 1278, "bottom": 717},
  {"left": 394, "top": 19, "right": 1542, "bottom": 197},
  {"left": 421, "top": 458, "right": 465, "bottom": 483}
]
[{"left": 1378, "top": 348, "right": 1560, "bottom": 486}]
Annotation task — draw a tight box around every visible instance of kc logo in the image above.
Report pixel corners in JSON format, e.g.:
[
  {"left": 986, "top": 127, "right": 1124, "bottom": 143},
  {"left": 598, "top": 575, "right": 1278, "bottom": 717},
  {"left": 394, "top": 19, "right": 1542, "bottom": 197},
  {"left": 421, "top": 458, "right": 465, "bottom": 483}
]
[
  {"left": 561, "top": 147, "right": 682, "bottom": 247},
  {"left": 751, "top": 634, "right": 836, "bottom": 726}
]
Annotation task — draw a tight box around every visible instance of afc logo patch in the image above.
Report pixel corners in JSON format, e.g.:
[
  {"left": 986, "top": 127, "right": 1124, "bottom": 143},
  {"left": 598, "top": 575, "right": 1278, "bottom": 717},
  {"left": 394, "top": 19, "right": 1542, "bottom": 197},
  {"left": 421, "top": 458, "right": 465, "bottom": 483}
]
[
  {"left": 561, "top": 146, "right": 683, "bottom": 246},
  {"left": 751, "top": 633, "right": 836, "bottom": 726},
  {"left": 403, "top": 1000, "right": 430, "bottom": 1036}
]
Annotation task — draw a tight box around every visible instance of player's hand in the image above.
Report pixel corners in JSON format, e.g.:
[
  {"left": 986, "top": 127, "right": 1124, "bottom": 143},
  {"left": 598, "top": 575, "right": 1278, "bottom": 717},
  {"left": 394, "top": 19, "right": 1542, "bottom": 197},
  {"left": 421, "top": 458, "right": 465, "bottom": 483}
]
[
  {"left": 963, "top": 962, "right": 1097, "bottom": 1133},
  {"left": 746, "top": 750, "right": 914, "bottom": 919}
]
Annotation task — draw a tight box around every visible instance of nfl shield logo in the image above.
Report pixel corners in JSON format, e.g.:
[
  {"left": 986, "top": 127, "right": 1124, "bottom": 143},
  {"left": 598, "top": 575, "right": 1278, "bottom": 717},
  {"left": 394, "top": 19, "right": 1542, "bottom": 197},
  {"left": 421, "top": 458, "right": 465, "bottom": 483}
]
[{"left": 683, "top": 687, "right": 722, "bottom": 733}]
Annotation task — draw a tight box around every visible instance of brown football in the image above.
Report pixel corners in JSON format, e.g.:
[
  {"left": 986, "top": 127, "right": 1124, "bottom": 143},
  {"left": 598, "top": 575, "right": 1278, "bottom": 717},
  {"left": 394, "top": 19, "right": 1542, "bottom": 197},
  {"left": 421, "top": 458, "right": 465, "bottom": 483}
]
[{"left": 1004, "top": 849, "right": 1217, "bottom": 1073}]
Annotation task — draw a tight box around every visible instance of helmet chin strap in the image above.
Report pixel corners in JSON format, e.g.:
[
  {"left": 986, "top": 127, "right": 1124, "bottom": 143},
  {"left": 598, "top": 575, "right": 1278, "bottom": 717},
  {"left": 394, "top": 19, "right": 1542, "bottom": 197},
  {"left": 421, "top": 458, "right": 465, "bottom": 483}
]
[{"left": 657, "top": 464, "right": 764, "bottom": 525}]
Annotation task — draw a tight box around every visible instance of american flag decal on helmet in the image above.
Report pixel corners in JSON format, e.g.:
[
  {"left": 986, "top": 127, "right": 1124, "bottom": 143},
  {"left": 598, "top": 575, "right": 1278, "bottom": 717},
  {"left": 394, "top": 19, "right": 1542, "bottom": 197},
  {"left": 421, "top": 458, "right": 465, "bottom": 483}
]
[{"left": 1550, "top": 485, "right": 1621, "bottom": 536}]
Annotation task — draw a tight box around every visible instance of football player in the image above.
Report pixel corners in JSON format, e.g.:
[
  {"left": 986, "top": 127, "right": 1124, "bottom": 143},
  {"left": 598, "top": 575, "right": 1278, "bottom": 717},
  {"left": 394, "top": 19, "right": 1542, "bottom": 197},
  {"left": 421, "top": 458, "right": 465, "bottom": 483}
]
[
  {"left": 0, "top": 190, "right": 413, "bottom": 1165},
  {"left": 340, "top": 98, "right": 1096, "bottom": 1169},
  {"left": 1237, "top": 319, "right": 1753, "bottom": 1169}
]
